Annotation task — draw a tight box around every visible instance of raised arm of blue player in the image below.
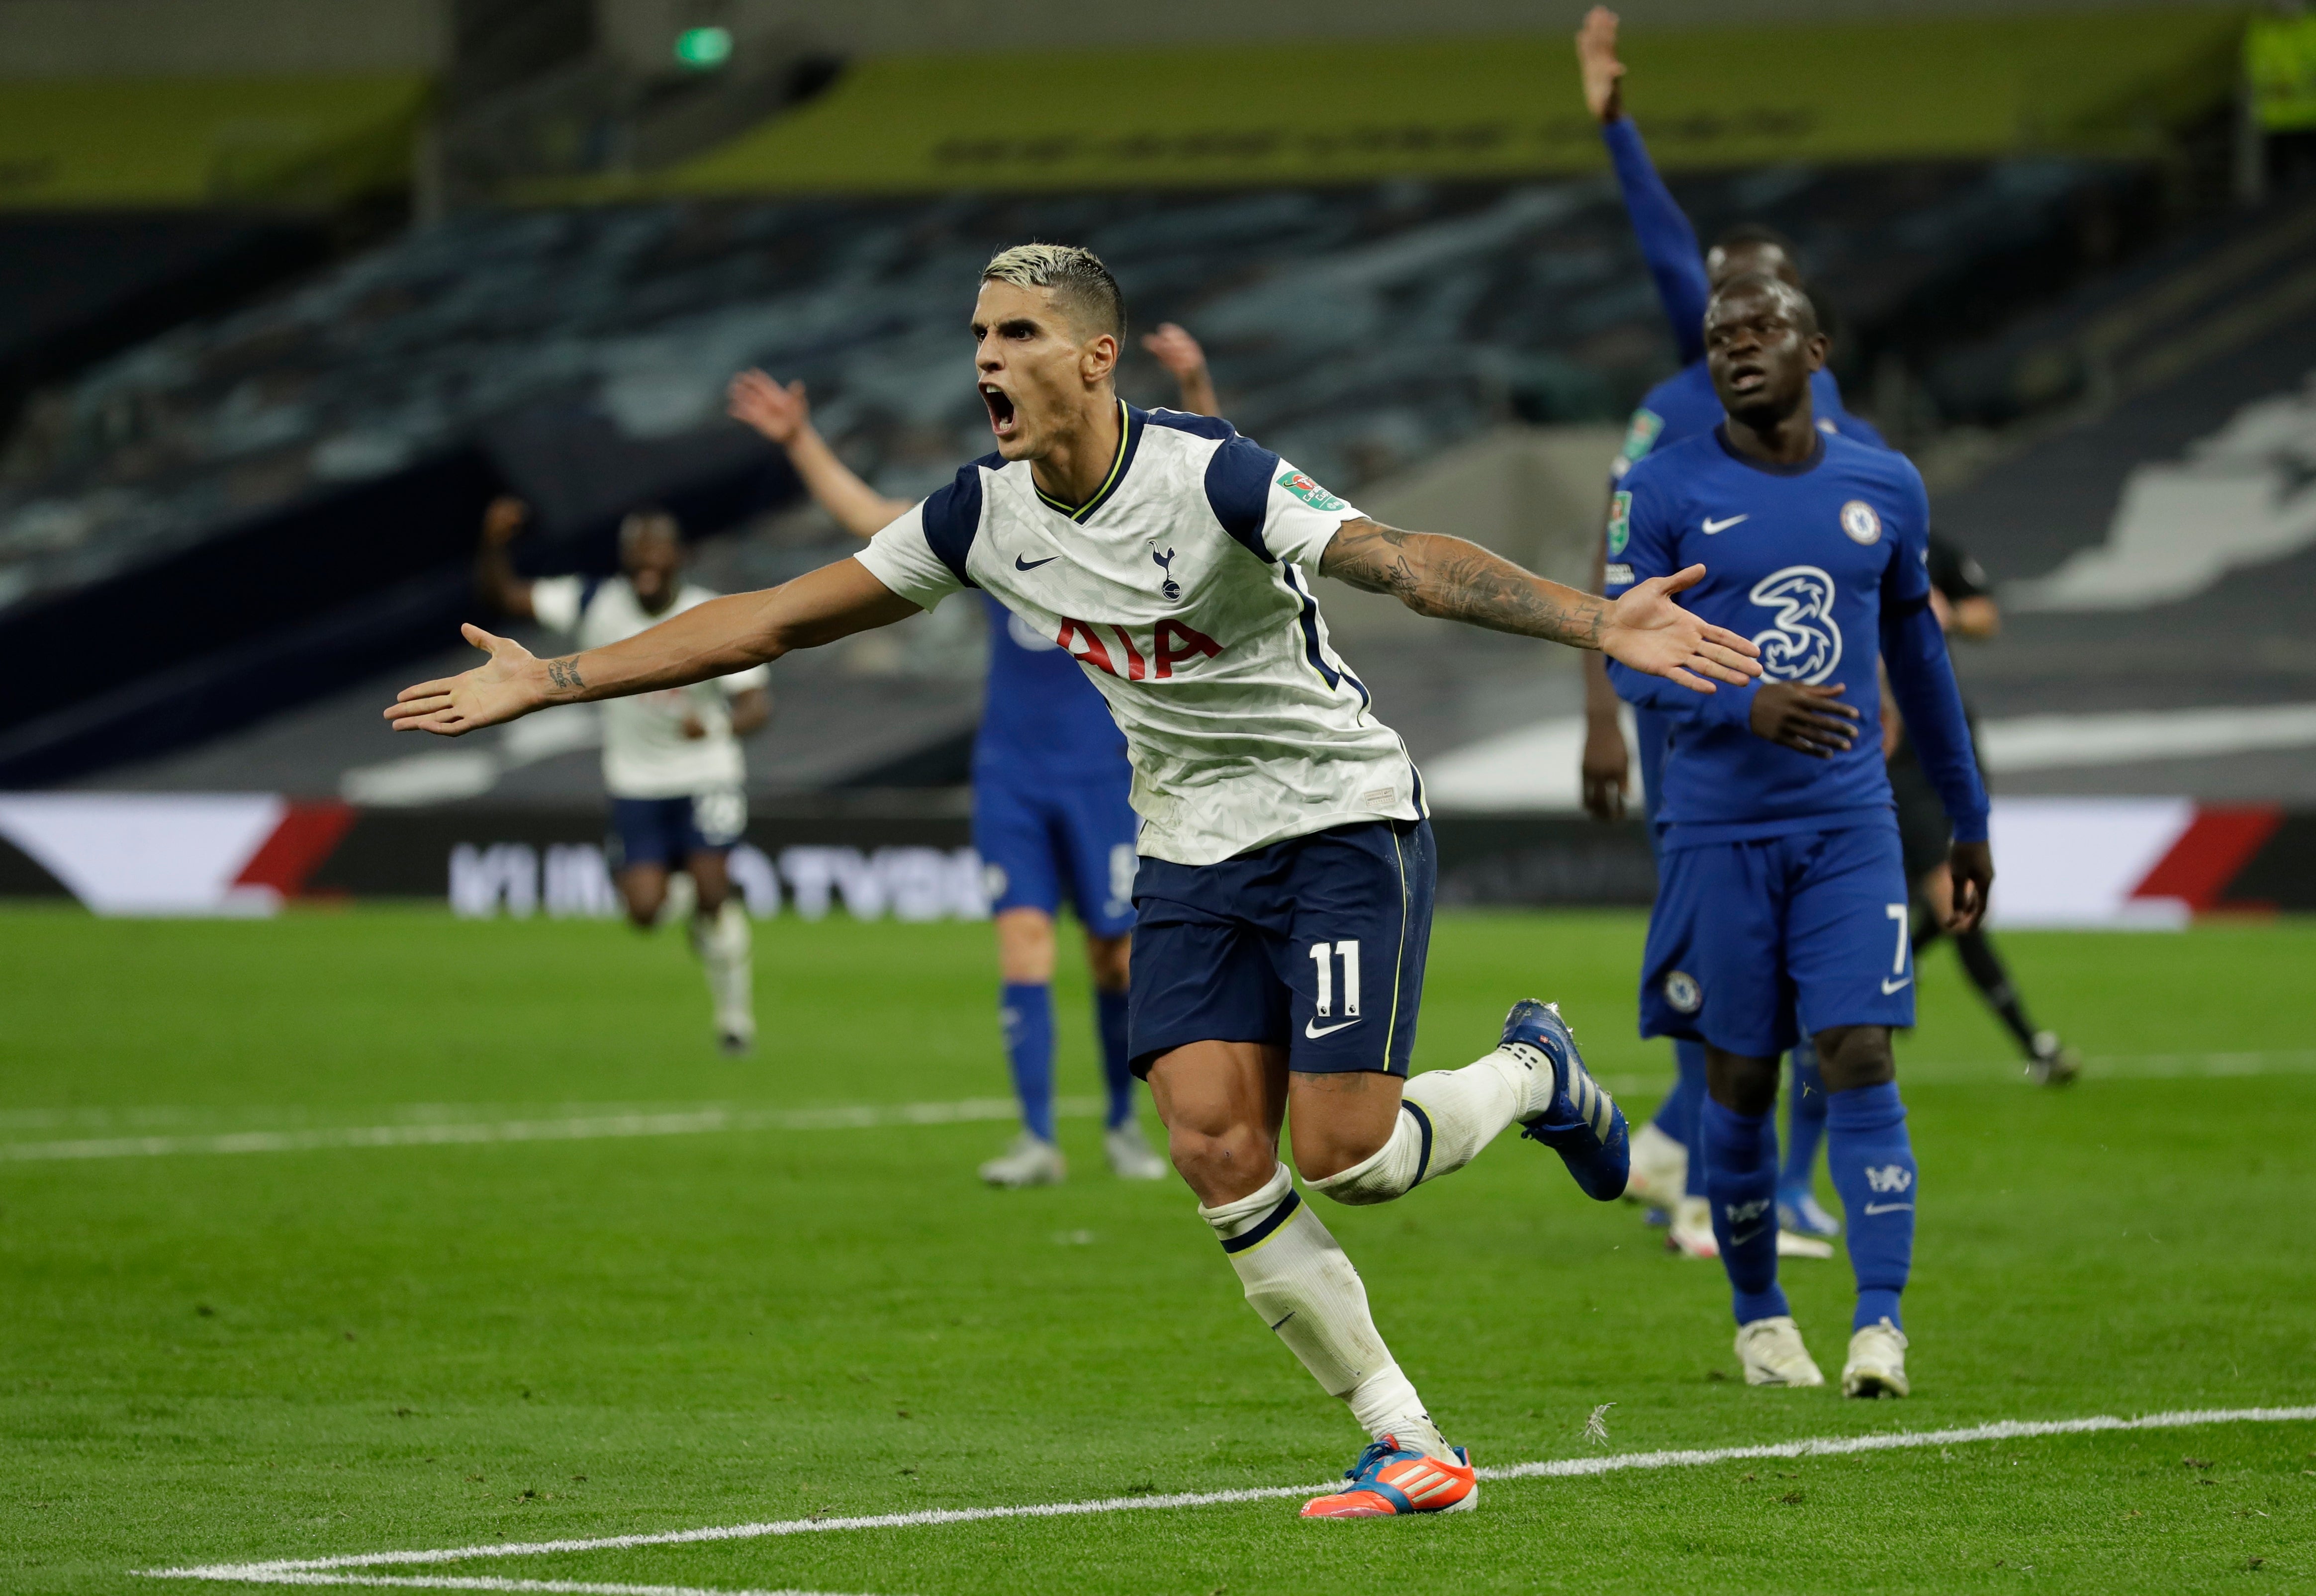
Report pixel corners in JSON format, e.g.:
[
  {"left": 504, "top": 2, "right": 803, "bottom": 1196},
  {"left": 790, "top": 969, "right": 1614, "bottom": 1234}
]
[{"left": 1603, "top": 118, "right": 1710, "bottom": 366}]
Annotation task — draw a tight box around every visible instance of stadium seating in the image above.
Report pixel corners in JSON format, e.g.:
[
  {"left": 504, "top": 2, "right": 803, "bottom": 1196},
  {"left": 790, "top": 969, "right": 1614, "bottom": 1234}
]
[{"left": 0, "top": 156, "right": 2148, "bottom": 784}]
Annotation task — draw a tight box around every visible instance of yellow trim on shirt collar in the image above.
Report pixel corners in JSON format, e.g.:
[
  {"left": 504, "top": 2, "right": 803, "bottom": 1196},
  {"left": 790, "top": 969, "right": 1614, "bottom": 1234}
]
[{"left": 1035, "top": 399, "right": 1131, "bottom": 522}]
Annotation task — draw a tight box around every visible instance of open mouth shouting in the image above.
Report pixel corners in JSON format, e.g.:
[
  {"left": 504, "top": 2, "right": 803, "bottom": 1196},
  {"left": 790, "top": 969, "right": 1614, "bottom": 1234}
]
[
  {"left": 981, "top": 381, "right": 1019, "bottom": 442},
  {"left": 1726, "top": 359, "right": 1768, "bottom": 397}
]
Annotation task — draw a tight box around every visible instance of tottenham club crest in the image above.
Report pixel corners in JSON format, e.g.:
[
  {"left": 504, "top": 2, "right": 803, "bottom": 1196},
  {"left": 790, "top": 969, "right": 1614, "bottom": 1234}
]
[
  {"left": 1663, "top": 970, "right": 1702, "bottom": 1013},
  {"left": 1152, "top": 546, "right": 1181, "bottom": 600},
  {"left": 1748, "top": 565, "right": 1843, "bottom": 684},
  {"left": 1840, "top": 499, "right": 1882, "bottom": 545}
]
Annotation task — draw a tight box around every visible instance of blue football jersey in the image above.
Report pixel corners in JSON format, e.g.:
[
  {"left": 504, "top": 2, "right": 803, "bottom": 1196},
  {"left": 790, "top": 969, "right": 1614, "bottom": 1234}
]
[
  {"left": 1604, "top": 428, "right": 1937, "bottom": 839},
  {"left": 974, "top": 592, "right": 1130, "bottom": 785},
  {"left": 1611, "top": 365, "right": 1884, "bottom": 483}
]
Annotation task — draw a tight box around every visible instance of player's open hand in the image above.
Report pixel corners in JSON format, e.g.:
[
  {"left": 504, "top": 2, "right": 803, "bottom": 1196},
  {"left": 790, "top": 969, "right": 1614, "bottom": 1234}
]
[
  {"left": 1945, "top": 839, "right": 1993, "bottom": 933},
  {"left": 1750, "top": 682, "right": 1859, "bottom": 757},
  {"left": 384, "top": 623, "right": 548, "bottom": 737},
  {"left": 1599, "top": 564, "right": 1761, "bottom": 691},
  {"left": 1575, "top": 6, "right": 1626, "bottom": 124},
  {"left": 1141, "top": 323, "right": 1208, "bottom": 378},
  {"left": 728, "top": 369, "right": 811, "bottom": 445}
]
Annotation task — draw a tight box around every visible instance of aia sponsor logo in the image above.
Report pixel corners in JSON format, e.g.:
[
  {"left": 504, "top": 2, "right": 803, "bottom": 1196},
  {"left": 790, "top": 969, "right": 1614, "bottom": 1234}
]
[{"left": 1057, "top": 618, "right": 1222, "bottom": 680}]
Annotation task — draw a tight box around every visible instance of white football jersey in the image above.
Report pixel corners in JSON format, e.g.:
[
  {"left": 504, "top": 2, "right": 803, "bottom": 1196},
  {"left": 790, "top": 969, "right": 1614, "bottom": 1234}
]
[
  {"left": 855, "top": 403, "right": 1423, "bottom": 866},
  {"left": 531, "top": 575, "right": 770, "bottom": 799}
]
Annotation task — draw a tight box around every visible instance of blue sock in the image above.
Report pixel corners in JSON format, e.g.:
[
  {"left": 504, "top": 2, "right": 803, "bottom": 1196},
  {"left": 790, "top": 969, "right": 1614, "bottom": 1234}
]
[
  {"left": 1780, "top": 1035, "right": 1828, "bottom": 1196},
  {"left": 1826, "top": 1081, "right": 1915, "bottom": 1331},
  {"left": 1653, "top": 1039, "right": 1707, "bottom": 1175},
  {"left": 1701, "top": 1097, "right": 1787, "bottom": 1325},
  {"left": 1000, "top": 982, "right": 1056, "bottom": 1143},
  {"left": 1094, "top": 987, "right": 1134, "bottom": 1129}
]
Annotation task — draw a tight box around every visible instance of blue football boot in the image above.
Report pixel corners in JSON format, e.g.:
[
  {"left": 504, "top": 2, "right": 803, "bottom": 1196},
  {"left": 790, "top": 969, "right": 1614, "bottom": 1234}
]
[
  {"left": 1777, "top": 1185, "right": 1842, "bottom": 1239},
  {"left": 1505, "top": 999, "right": 1629, "bottom": 1201}
]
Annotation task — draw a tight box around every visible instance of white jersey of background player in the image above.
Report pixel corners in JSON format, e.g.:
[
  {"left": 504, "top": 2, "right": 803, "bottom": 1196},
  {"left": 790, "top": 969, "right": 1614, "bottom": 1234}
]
[
  {"left": 393, "top": 246, "right": 1758, "bottom": 1517},
  {"left": 475, "top": 502, "right": 769, "bottom": 1054}
]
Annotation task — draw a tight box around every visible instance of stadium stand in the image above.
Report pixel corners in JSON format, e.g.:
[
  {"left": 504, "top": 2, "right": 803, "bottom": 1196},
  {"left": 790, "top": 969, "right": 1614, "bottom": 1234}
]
[{"left": 0, "top": 155, "right": 2158, "bottom": 787}]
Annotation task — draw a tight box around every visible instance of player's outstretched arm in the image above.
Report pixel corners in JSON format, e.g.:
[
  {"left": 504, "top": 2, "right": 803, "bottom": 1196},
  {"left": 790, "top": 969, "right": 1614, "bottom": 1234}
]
[
  {"left": 385, "top": 558, "right": 918, "bottom": 737},
  {"left": 474, "top": 495, "right": 538, "bottom": 619},
  {"left": 1142, "top": 323, "right": 1218, "bottom": 417},
  {"left": 1579, "top": 538, "right": 1630, "bottom": 820},
  {"left": 1318, "top": 518, "right": 1758, "bottom": 690},
  {"left": 727, "top": 370, "right": 912, "bottom": 539},
  {"left": 1578, "top": 8, "right": 1709, "bottom": 362}
]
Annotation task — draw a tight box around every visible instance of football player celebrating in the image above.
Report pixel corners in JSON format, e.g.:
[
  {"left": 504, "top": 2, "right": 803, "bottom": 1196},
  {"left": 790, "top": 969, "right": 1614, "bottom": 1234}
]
[
  {"left": 724, "top": 334, "right": 1228, "bottom": 1187},
  {"left": 1575, "top": 3, "right": 1887, "bottom": 1256},
  {"left": 1606, "top": 272, "right": 1992, "bottom": 1398},
  {"left": 475, "top": 500, "right": 769, "bottom": 1054},
  {"left": 392, "top": 245, "right": 1758, "bottom": 1515}
]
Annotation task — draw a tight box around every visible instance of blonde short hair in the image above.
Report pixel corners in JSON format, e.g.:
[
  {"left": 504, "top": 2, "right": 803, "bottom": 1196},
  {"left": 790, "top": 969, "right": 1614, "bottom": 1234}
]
[{"left": 980, "top": 243, "right": 1125, "bottom": 340}]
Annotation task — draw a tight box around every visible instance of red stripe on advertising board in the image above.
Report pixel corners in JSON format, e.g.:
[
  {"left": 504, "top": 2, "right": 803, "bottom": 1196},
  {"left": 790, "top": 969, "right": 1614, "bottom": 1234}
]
[{"left": 2129, "top": 804, "right": 2285, "bottom": 911}]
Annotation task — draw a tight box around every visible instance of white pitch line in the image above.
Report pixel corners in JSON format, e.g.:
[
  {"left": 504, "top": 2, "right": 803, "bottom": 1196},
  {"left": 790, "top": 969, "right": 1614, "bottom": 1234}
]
[
  {"left": 0, "top": 1098, "right": 1105, "bottom": 1164},
  {"left": 140, "top": 1404, "right": 2316, "bottom": 1589},
  {"left": 20, "top": 1045, "right": 2316, "bottom": 1166},
  {"left": 142, "top": 1578, "right": 871, "bottom": 1596}
]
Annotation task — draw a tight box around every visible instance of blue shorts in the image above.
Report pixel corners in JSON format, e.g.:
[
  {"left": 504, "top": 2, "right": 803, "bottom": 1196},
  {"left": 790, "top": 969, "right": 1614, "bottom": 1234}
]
[
  {"left": 606, "top": 790, "right": 746, "bottom": 872},
  {"left": 973, "top": 774, "right": 1138, "bottom": 937},
  {"left": 1640, "top": 819, "right": 1914, "bottom": 1058},
  {"left": 1127, "top": 818, "right": 1434, "bottom": 1079}
]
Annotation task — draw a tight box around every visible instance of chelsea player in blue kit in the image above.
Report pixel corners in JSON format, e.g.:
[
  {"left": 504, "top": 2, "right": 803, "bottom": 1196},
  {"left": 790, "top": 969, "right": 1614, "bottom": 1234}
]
[
  {"left": 1607, "top": 272, "right": 1994, "bottom": 1397},
  {"left": 1575, "top": 5, "right": 1883, "bottom": 1254},
  {"left": 727, "top": 344, "right": 1228, "bottom": 1187}
]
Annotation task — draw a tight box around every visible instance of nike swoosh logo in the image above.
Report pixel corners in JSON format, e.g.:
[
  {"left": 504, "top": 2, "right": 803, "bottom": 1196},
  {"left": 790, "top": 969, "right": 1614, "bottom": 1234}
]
[
  {"left": 1862, "top": 1202, "right": 1914, "bottom": 1215},
  {"left": 1014, "top": 553, "right": 1058, "bottom": 570},
  {"left": 1881, "top": 976, "right": 1913, "bottom": 994},
  {"left": 1268, "top": 1311, "right": 1297, "bottom": 1331},
  {"left": 1304, "top": 1017, "right": 1363, "bottom": 1039},
  {"left": 1701, "top": 514, "right": 1749, "bottom": 534},
  {"left": 1730, "top": 1226, "right": 1764, "bottom": 1246}
]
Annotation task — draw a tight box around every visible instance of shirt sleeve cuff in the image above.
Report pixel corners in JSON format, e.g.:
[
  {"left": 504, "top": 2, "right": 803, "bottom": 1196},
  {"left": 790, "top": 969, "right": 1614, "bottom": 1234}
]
[{"left": 1950, "top": 809, "right": 1991, "bottom": 845}]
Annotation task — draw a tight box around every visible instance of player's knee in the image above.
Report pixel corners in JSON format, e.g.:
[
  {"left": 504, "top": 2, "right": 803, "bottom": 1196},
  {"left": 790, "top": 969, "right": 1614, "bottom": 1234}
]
[
  {"left": 1816, "top": 1025, "right": 1895, "bottom": 1091},
  {"left": 1166, "top": 1122, "right": 1276, "bottom": 1204},
  {"left": 1704, "top": 1049, "right": 1780, "bottom": 1115}
]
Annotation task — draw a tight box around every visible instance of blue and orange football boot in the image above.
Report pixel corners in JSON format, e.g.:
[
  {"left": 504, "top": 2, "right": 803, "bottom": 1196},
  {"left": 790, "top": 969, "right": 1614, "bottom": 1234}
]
[
  {"left": 1506, "top": 999, "right": 1630, "bottom": 1201},
  {"left": 1300, "top": 1437, "right": 1479, "bottom": 1518}
]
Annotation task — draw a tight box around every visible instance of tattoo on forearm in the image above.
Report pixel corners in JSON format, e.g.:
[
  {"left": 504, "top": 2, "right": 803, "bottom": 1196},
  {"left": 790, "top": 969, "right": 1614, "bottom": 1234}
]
[
  {"left": 1321, "top": 520, "right": 1606, "bottom": 647},
  {"left": 546, "top": 656, "right": 585, "bottom": 692}
]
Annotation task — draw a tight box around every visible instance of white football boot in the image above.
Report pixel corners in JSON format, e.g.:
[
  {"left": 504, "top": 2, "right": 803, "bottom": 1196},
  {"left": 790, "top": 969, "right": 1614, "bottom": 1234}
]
[
  {"left": 1623, "top": 1120, "right": 1688, "bottom": 1209},
  {"left": 1103, "top": 1122, "right": 1169, "bottom": 1180},
  {"left": 1668, "top": 1195, "right": 1719, "bottom": 1259},
  {"left": 1776, "top": 1230, "right": 1835, "bottom": 1259},
  {"left": 1842, "top": 1317, "right": 1910, "bottom": 1398},
  {"left": 1736, "top": 1316, "right": 1826, "bottom": 1387},
  {"left": 2028, "top": 1032, "right": 2082, "bottom": 1087},
  {"left": 978, "top": 1132, "right": 1065, "bottom": 1188}
]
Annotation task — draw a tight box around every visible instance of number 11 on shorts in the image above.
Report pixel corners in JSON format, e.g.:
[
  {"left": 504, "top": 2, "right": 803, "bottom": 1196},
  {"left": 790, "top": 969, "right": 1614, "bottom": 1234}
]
[{"left": 1309, "top": 940, "right": 1362, "bottom": 1017}]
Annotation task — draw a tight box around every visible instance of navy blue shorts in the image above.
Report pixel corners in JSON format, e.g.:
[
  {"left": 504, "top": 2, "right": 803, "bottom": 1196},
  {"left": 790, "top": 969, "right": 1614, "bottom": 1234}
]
[
  {"left": 973, "top": 774, "right": 1138, "bottom": 938},
  {"left": 606, "top": 790, "right": 746, "bottom": 872},
  {"left": 1640, "top": 819, "right": 1915, "bottom": 1058},
  {"left": 1127, "top": 818, "right": 1434, "bottom": 1079}
]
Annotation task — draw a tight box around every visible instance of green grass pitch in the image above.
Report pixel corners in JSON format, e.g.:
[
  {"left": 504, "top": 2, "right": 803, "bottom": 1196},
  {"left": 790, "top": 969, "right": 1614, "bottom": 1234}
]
[{"left": 3, "top": 905, "right": 2312, "bottom": 1594}]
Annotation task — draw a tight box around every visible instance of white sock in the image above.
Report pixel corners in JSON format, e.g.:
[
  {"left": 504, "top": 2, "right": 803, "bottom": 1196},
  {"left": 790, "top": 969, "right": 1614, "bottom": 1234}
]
[
  {"left": 694, "top": 898, "right": 753, "bottom": 1038},
  {"left": 1309, "top": 1049, "right": 1533, "bottom": 1206},
  {"left": 1199, "top": 1163, "right": 1445, "bottom": 1456}
]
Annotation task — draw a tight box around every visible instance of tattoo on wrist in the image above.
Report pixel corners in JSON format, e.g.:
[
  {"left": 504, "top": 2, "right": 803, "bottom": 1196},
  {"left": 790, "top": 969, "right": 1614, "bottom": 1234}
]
[{"left": 546, "top": 656, "right": 585, "bottom": 692}]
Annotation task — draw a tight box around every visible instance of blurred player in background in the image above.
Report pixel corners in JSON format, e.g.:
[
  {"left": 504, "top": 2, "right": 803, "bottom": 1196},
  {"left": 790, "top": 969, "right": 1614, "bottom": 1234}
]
[
  {"left": 1884, "top": 534, "right": 2080, "bottom": 1085},
  {"left": 722, "top": 320, "right": 1226, "bottom": 1185},
  {"left": 1574, "top": 4, "right": 1881, "bottom": 1256},
  {"left": 1609, "top": 273, "right": 1992, "bottom": 1396},
  {"left": 391, "top": 244, "right": 1756, "bottom": 1515},
  {"left": 475, "top": 499, "right": 769, "bottom": 1054}
]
